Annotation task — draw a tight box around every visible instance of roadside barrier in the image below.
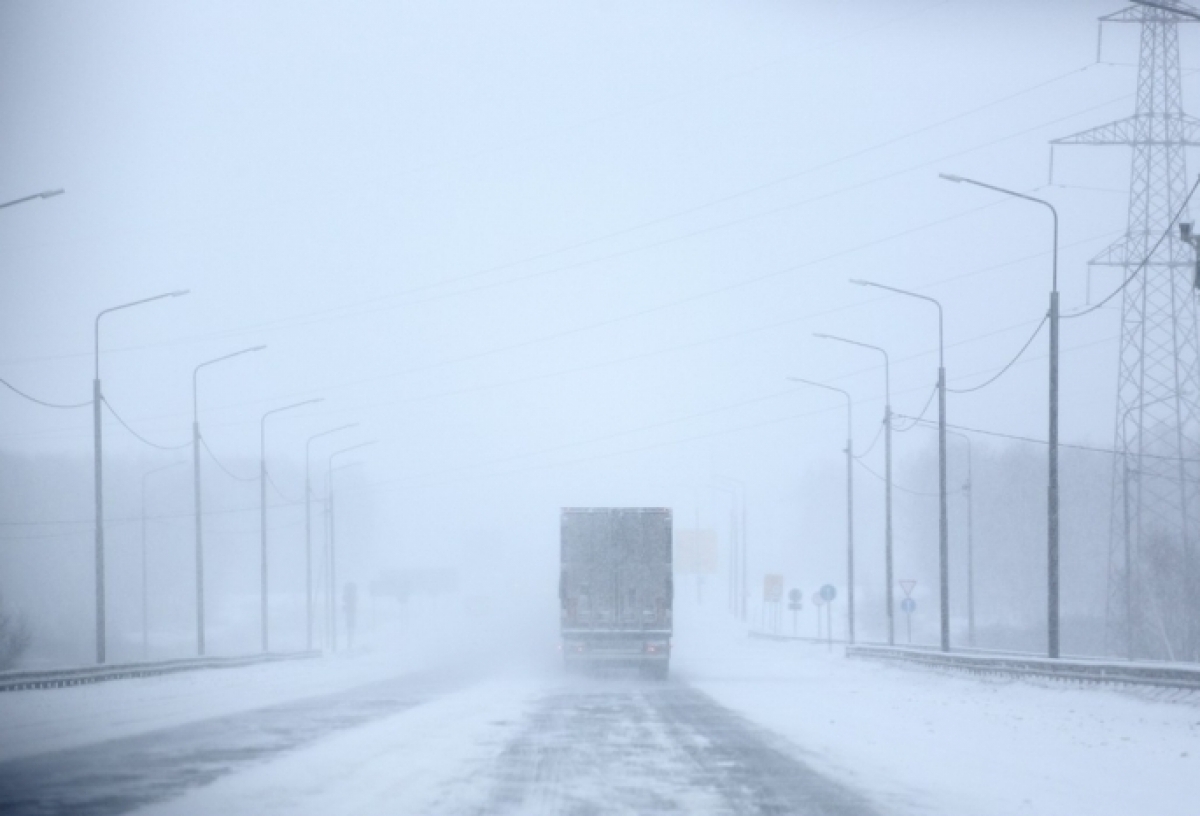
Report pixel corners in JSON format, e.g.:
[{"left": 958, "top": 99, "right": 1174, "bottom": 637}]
[
  {"left": 0, "top": 651, "right": 320, "bottom": 692},
  {"left": 845, "top": 643, "right": 1200, "bottom": 692}
]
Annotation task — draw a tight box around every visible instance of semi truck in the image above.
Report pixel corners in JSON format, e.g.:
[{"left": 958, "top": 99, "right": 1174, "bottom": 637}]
[{"left": 559, "top": 507, "right": 673, "bottom": 679}]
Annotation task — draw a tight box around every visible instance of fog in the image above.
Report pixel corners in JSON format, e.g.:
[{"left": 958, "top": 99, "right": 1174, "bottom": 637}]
[{"left": 7, "top": 2, "right": 1200, "bottom": 813}]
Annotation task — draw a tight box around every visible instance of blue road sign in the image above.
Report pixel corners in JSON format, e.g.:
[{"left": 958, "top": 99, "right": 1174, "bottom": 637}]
[
  {"left": 901, "top": 597, "right": 916, "bottom": 614},
  {"left": 820, "top": 584, "right": 836, "bottom": 602},
  {"left": 788, "top": 588, "right": 802, "bottom": 603}
]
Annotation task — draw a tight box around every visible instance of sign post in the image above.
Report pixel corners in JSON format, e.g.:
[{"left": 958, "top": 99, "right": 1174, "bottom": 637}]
[
  {"left": 898, "top": 580, "right": 916, "bottom": 645},
  {"left": 819, "top": 585, "right": 837, "bottom": 650},
  {"left": 813, "top": 592, "right": 825, "bottom": 639},
  {"left": 901, "top": 597, "right": 916, "bottom": 644},
  {"left": 763, "top": 574, "right": 784, "bottom": 633},
  {"left": 787, "top": 588, "right": 803, "bottom": 636}
]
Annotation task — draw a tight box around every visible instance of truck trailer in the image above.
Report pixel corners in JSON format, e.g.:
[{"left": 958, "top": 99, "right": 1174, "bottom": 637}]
[{"left": 559, "top": 507, "right": 673, "bottom": 679}]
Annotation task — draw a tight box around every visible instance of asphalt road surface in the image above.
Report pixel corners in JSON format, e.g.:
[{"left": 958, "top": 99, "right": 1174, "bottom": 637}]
[{"left": 0, "top": 672, "right": 880, "bottom": 816}]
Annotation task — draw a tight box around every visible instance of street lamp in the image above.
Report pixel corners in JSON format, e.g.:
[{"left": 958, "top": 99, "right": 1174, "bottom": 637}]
[
  {"left": 260, "top": 398, "right": 324, "bottom": 653},
  {"left": 93, "top": 289, "right": 189, "bottom": 664},
  {"left": 940, "top": 172, "right": 1061, "bottom": 658},
  {"left": 327, "top": 441, "right": 376, "bottom": 651},
  {"left": 1, "top": 189, "right": 64, "bottom": 210},
  {"left": 714, "top": 476, "right": 748, "bottom": 622},
  {"left": 788, "top": 377, "right": 856, "bottom": 644},
  {"left": 305, "top": 423, "right": 358, "bottom": 651},
  {"left": 140, "top": 460, "right": 186, "bottom": 661},
  {"left": 815, "top": 333, "right": 895, "bottom": 645},
  {"left": 192, "top": 345, "right": 265, "bottom": 656},
  {"left": 851, "top": 278, "right": 951, "bottom": 652}
]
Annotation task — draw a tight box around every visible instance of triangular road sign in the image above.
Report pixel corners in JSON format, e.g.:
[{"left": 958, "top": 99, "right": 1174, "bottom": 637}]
[{"left": 898, "top": 579, "right": 916, "bottom": 598}]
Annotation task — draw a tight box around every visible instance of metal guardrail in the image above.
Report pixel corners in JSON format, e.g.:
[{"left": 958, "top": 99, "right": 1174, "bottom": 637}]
[
  {"left": 749, "top": 630, "right": 848, "bottom": 645},
  {"left": 0, "top": 651, "right": 320, "bottom": 693},
  {"left": 846, "top": 644, "right": 1200, "bottom": 692}
]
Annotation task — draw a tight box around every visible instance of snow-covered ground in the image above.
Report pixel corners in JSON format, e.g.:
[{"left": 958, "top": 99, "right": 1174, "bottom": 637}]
[
  {"left": 675, "top": 613, "right": 1200, "bottom": 816},
  {"left": 2, "top": 601, "right": 1198, "bottom": 815}
]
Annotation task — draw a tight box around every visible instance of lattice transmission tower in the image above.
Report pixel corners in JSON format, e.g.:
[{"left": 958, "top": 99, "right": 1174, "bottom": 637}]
[{"left": 1053, "top": 1, "right": 1200, "bottom": 661}]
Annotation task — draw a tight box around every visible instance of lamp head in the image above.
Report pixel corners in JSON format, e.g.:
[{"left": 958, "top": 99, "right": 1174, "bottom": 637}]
[
  {"left": 40, "top": 189, "right": 65, "bottom": 199},
  {"left": 1181, "top": 222, "right": 1194, "bottom": 242},
  {"left": 171, "top": 289, "right": 191, "bottom": 298},
  {"left": 939, "top": 173, "right": 965, "bottom": 183}
]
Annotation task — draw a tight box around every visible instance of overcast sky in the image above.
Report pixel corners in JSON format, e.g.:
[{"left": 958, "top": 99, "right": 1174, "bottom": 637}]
[{"left": 2, "top": 1, "right": 1192, "bottom": 649}]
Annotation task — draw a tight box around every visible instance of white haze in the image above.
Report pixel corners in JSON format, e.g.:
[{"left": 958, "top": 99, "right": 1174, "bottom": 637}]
[{"left": 0, "top": 0, "right": 1185, "bottom": 666}]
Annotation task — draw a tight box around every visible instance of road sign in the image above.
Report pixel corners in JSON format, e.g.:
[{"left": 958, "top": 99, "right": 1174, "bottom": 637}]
[
  {"left": 820, "top": 584, "right": 836, "bottom": 602},
  {"left": 787, "top": 602, "right": 802, "bottom": 611},
  {"left": 898, "top": 579, "right": 916, "bottom": 598},
  {"left": 788, "top": 588, "right": 802, "bottom": 603},
  {"left": 763, "top": 574, "right": 784, "bottom": 602},
  {"left": 900, "top": 597, "right": 916, "bottom": 614}
]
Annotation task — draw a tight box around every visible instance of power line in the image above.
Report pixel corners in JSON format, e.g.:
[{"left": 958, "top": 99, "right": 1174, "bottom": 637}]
[
  {"left": 200, "top": 435, "right": 258, "bottom": 482},
  {"left": 893, "top": 385, "right": 939, "bottom": 432},
  {"left": 0, "top": 75, "right": 1130, "bottom": 371},
  {"left": 1063, "top": 173, "right": 1200, "bottom": 320},
  {"left": 266, "top": 469, "right": 300, "bottom": 504},
  {"left": 102, "top": 398, "right": 190, "bottom": 450},
  {"left": 854, "top": 457, "right": 944, "bottom": 498},
  {"left": 0, "top": 378, "right": 89, "bottom": 409},
  {"left": 948, "top": 315, "right": 1049, "bottom": 394},
  {"left": 853, "top": 419, "right": 885, "bottom": 461},
  {"left": 898, "top": 416, "right": 1200, "bottom": 465}
]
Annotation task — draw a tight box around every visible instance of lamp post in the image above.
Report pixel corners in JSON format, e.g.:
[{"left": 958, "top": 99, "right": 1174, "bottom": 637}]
[
  {"left": 788, "top": 377, "right": 856, "bottom": 644},
  {"left": 192, "top": 346, "right": 265, "bottom": 656},
  {"left": 851, "top": 278, "right": 950, "bottom": 652},
  {"left": 93, "top": 290, "right": 189, "bottom": 664},
  {"left": 815, "top": 333, "right": 894, "bottom": 644},
  {"left": 327, "top": 441, "right": 376, "bottom": 651},
  {"left": 714, "top": 476, "right": 748, "bottom": 622},
  {"left": 260, "top": 399, "right": 324, "bottom": 653},
  {"left": 305, "top": 424, "right": 358, "bottom": 651},
  {"left": 940, "top": 172, "right": 1061, "bottom": 658},
  {"left": 140, "top": 460, "right": 185, "bottom": 661},
  {"left": 0, "top": 189, "right": 64, "bottom": 210}
]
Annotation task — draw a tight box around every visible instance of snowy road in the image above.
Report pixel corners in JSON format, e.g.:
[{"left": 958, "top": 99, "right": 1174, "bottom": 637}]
[
  {"left": 3, "top": 627, "right": 1199, "bottom": 815},
  {"left": 0, "top": 670, "right": 876, "bottom": 816},
  {"left": 479, "top": 679, "right": 876, "bottom": 815},
  {"left": 0, "top": 670, "right": 461, "bottom": 816}
]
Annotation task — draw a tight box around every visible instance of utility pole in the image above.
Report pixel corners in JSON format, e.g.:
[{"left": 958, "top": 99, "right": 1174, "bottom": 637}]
[
  {"left": 789, "top": 378, "right": 855, "bottom": 644},
  {"left": 850, "top": 280, "right": 949, "bottom": 651},
  {"left": 93, "top": 290, "right": 188, "bottom": 664},
  {"left": 305, "top": 424, "right": 357, "bottom": 651},
  {"left": 815, "top": 334, "right": 893, "bottom": 644},
  {"left": 192, "top": 346, "right": 264, "bottom": 656},
  {"left": 327, "top": 441, "right": 375, "bottom": 651},
  {"left": 1055, "top": 1, "right": 1200, "bottom": 662},
  {"left": 940, "top": 173, "right": 1060, "bottom": 657},
  {"left": 260, "top": 399, "right": 323, "bottom": 653}
]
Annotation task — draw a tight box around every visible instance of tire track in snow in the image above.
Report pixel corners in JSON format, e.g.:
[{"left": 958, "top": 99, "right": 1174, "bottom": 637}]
[
  {"left": 0, "top": 670, "right": 460, "bottom": 816},
  {"left": 476, "top": 677, "right": 880, "bottom": 815}
]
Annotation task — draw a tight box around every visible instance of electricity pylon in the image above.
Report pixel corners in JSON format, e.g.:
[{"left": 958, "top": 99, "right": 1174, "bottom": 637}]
[{"left": 1053, "top": 1, "right": 1200, "bottom": 661}]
